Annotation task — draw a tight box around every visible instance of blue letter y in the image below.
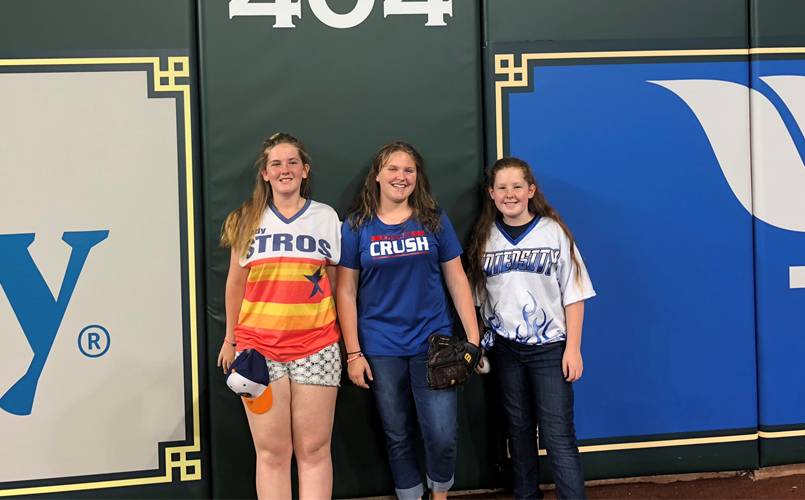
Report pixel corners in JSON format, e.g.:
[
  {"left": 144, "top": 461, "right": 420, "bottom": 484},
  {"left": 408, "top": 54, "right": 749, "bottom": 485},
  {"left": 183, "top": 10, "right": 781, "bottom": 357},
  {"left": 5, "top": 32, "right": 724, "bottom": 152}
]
[{"left": 0, "top": 231, "right": 108, "bottom": 416}]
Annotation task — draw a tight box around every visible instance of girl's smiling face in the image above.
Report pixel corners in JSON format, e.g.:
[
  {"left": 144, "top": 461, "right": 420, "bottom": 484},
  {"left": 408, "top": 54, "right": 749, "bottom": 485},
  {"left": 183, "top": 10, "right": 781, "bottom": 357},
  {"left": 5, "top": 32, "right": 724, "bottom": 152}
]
[
  {"left": 489, "top": 167, "right": 536, "bottom": 226},
  {"left": 376, "top": 151, "right": 417, "bottom": 206},
  {"left": 262, "top": 143, "right": 309, "bottom": 198}
]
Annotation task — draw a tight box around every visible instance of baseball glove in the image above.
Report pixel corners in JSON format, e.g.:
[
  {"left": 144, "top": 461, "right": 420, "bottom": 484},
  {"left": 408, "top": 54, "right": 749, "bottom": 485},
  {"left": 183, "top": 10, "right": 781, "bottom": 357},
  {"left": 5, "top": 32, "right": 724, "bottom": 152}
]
[{"left": 426, "top": 334, "right": 481, "bottom": 391}]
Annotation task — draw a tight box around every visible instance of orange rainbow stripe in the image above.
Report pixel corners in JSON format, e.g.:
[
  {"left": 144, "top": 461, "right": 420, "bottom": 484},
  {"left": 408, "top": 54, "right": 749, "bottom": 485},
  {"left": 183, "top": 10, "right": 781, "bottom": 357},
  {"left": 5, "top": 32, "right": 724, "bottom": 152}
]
[{"left": 235, "top": 256, "right": 340, "bottom": 362}]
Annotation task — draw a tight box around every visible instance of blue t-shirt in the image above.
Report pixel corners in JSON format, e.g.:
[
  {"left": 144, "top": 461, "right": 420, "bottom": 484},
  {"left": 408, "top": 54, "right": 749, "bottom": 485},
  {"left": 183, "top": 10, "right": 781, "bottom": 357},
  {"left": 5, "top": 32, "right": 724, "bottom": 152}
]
[{"left": 340, "top": 211, "right": 463, "bottom": 356}]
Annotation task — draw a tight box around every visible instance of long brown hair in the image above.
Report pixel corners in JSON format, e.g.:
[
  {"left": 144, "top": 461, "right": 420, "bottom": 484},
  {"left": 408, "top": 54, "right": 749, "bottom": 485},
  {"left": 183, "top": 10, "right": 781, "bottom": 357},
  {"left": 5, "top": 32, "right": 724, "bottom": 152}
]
[
  {"left": 346, "top": 141, "right": 442, "bottom": 234},
  {"left": 220, "top": 133, "right": 312, "bottom": 259},
  {"left": 467, "top": 157, "right": 583, "bottom": 296}
]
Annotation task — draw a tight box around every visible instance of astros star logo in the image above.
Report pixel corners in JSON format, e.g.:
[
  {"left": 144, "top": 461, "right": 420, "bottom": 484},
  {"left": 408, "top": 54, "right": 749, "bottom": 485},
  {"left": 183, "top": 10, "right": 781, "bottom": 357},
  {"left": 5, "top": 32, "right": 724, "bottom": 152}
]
[{"left": 304, "top": 265, "right": 325, "bottom": 298}]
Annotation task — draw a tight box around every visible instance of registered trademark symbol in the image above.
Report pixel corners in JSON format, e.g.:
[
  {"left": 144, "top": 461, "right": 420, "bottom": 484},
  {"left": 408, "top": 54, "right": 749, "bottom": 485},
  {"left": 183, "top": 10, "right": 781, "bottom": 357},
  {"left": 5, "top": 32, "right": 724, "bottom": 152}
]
[{"left": 78, "top": 325, "right": 110, "bottom": 358}]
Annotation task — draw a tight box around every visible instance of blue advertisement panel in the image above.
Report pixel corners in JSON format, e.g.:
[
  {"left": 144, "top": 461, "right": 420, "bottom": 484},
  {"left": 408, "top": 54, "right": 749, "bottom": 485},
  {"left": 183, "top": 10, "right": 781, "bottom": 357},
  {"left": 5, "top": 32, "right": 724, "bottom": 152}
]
[
  {"left": 750, "top": 58, "right": 805, "bottom": 465},
  {"left": 491, "top": 51, "right": 760, "bottom": 475}
]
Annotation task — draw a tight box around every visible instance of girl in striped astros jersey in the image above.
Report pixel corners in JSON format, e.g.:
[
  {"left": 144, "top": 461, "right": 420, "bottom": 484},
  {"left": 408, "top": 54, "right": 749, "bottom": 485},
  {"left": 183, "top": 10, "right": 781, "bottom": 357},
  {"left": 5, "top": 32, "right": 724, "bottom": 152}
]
[{"left": 218, "top": 133, "right": 342, "bottom": 500}]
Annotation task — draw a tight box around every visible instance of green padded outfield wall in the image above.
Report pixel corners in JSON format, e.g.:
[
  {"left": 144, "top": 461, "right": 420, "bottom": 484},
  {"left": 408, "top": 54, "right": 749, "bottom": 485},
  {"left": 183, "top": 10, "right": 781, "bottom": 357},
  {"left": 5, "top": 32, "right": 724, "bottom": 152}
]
[
  {"left": 0, "top": 1, "right": 208, "bottom": 499},
  {"left": 3, "top": 1, "right": 805, "bottom": 498},
  {"left": 196, "top": 1, "right": 486, "bottom": 497}
]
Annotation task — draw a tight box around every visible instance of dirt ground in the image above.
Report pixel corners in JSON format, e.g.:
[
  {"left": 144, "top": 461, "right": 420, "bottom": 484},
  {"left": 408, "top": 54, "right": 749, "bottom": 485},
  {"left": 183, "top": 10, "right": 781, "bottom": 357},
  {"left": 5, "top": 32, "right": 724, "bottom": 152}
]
[{"left": 453, "top": 470, "right": 805, "bottom": 499}]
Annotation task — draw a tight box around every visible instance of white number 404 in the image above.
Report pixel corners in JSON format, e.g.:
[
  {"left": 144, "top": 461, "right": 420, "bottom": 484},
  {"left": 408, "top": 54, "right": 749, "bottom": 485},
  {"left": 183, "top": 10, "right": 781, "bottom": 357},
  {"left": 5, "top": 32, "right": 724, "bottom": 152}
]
[{"left": 229, "top": 0, "right": 452, "bottom": 29}]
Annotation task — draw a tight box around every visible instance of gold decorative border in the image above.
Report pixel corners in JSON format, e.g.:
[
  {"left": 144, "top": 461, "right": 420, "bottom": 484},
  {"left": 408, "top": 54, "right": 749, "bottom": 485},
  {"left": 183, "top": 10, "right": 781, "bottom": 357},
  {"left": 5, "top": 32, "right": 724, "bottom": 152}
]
[
  {"left": 0, "top": 57, "right": 200, "bottom": 496},
  {"left": 536, "top": 432, "right": 759, "bottom": 456},
  {"left": 543, "top": 429, "right": 805, "bottom": 457},
  {"left": 494, "top": 47, "right": 805, "bottom": 159},
  {"left": 493, "top": 47, "right": 805, "bottom": 454},
  {"left": 759, "top": 429, "right": 805, "bottom": 439},
  {"left": 519, "top": 430, "right": 784, "bottom": 457}
]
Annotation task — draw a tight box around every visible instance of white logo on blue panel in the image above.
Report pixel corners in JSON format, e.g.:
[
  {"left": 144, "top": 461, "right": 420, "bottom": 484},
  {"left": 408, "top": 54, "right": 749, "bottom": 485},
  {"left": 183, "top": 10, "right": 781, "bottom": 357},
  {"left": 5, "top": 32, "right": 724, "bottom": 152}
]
[{"left": 652, "top": 75, "right": 805, "bottom": 289}]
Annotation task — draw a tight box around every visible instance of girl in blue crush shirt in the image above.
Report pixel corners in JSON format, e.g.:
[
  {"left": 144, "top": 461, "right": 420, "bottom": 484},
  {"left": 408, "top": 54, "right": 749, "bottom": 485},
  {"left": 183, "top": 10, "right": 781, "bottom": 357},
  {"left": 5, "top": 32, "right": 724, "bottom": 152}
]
[{"left": 337, "top": 142, "right": 479, "bottom": 500}]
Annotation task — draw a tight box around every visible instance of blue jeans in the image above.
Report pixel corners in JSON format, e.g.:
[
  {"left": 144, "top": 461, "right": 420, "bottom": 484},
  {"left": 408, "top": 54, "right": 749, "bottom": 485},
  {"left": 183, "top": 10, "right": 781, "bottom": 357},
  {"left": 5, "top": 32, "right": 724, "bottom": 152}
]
[
  {"left": 489, "top": 338, "right": 587, "bottom": 500},
  {"left": 365, "top": 351, "right": 458, "bottom": 500}
]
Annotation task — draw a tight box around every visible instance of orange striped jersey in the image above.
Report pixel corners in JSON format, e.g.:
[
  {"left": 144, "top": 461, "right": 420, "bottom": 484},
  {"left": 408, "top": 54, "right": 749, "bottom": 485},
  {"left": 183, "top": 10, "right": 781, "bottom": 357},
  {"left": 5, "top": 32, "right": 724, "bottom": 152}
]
[{"left": 234, "top": 199, "right": 341, "bottom": 362}]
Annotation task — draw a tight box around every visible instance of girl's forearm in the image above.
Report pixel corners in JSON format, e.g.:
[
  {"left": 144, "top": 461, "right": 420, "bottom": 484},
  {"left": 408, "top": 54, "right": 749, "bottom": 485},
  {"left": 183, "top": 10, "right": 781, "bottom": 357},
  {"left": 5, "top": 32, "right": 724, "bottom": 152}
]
[
  {"left": 337, "top": 296, "right": 361, "bottom": 352},
  {"left": 224, "top": 249, "right": 249, "bottom": 343},
  {"left": 565, "top": 300, "right": 584, "bottom": 351},
  {"left": 224, "top": 280, "right": 246, "bottom": 342},
  {"left": 453, "top": 286, "right": 480, "bottom": 345},
  {"left": 442, "top": 259, "right": 480, "bottom": 345},
  {"left": 336, "top": 266, "right": 362, "bottom": 353}
]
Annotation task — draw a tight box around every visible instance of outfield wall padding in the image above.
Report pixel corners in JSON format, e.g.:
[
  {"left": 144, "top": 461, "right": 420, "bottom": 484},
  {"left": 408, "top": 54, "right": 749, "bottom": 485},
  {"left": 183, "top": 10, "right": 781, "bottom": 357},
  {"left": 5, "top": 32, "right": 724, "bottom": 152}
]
[
  {"left": 2, "top": 1, "right": 805, "bottom": 498},
  {"left": 196, "top": 1, "right": 485, "bottom": 497},
  {"left": 750, "top": 0, "right": 805, "bottom": 468},
  {"left": 0, "top": 1, "right": 208, "bottom": 498}
]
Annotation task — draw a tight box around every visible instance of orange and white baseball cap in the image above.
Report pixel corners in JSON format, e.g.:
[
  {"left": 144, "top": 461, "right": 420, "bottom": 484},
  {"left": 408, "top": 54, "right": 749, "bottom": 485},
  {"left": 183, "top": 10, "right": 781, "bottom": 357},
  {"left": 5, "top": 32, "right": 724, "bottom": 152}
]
[{"left": 226, "top": 349, "right": 273, "bottom": 414}]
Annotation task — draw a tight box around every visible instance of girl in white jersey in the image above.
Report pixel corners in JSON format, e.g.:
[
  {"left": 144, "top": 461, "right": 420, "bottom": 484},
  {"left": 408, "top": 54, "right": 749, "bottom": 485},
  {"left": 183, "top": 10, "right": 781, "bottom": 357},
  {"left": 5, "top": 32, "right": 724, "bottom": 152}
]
[
  {"left": 217, "top": 133, "right": 342, "bottom": 500},
  {"left": 467, "top": 157, "right": 595, "bottom": 500}
]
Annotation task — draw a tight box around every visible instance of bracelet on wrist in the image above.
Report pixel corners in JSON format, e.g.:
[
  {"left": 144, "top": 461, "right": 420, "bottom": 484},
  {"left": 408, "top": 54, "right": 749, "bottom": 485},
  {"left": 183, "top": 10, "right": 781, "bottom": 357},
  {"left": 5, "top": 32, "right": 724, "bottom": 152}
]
[
  {"left": 347, "top": 350, "right": 362, "bottom": 355},
  {"left": 223, "top": 338, "right": 236, "bottom": 347},
  {"left": 347, "top": 352, "right": 364, "bottom": 364}
]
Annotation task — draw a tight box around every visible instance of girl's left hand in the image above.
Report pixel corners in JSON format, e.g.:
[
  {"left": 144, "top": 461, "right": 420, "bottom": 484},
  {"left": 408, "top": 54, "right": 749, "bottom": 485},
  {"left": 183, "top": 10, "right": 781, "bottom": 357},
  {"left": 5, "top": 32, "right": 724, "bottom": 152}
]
[{"left": 562, "top": 347, "right": 583, "bottom": 382}]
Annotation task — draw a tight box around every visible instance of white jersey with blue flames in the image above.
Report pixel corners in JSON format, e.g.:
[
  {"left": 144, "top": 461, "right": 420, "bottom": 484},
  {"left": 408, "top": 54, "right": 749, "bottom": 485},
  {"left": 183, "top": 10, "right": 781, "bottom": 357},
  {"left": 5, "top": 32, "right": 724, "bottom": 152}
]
[{"left": 476, "top": 217, "right": 596, "bottom": 349}]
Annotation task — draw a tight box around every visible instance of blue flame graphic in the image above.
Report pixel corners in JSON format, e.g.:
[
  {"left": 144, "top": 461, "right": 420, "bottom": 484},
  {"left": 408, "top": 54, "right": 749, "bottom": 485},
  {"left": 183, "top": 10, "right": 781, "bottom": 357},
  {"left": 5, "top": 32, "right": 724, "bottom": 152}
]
[
  {"left": 515, "top": 291, "right": 553, "bottom": 343},
  {"left": 488, "top": 302, "right": 513, "bottom": 338}
]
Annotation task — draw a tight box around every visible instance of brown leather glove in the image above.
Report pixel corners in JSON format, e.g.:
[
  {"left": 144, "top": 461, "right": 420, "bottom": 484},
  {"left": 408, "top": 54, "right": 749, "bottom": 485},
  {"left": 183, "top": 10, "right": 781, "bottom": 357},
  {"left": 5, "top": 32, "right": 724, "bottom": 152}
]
[{"left": 426, "top": 334, "right": 481, "bottom": 391}]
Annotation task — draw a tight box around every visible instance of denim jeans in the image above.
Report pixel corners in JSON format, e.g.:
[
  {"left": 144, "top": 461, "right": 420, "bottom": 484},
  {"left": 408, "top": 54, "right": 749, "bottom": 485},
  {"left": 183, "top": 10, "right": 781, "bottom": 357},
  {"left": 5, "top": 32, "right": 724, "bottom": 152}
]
[
  {"left": 489, "top": 337, "right": 587, "bottom": 500},
  {"left": 365, "top": 351, "right": 458, "bottom": 500}
]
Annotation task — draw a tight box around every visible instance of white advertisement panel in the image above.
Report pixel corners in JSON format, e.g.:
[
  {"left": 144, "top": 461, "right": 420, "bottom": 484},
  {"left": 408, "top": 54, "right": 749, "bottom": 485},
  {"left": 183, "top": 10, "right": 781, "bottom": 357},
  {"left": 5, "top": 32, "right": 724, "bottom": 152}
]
[{"left": 0, "top": 58, "right": 199, "bottom": 495}]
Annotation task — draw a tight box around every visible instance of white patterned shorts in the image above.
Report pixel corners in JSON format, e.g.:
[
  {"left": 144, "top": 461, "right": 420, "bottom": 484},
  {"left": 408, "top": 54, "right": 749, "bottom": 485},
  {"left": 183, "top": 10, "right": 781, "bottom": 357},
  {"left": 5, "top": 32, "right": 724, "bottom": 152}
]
[{"left": 267, "top": 342, "right": 341, "bottom": 387}]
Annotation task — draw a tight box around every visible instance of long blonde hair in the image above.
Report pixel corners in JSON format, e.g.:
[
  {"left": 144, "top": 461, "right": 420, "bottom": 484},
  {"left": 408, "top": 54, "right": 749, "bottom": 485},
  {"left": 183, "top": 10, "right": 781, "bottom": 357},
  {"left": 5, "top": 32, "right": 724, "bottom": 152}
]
[
  {"left": 220, "top": 133, "right": 312, "bottom": 259},
  {"left": 467, "top": 157, "right": 583, "bottom": 296},
  {"left": 346, "top": 141, "right": 442, "bottom": 234}
]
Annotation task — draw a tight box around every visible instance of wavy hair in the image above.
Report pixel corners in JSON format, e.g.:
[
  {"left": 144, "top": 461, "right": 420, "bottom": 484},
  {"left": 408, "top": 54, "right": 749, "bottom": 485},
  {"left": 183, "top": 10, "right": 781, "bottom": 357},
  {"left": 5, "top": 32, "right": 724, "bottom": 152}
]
[
  {"left": 220, "top": 133, "right": 312, "bottom": 259},
  {"left": 346, "top": 141, "right": 442, "bottom": 234},
  {"left": 467, "top": 157, "right": 583, "bottom": 296}
]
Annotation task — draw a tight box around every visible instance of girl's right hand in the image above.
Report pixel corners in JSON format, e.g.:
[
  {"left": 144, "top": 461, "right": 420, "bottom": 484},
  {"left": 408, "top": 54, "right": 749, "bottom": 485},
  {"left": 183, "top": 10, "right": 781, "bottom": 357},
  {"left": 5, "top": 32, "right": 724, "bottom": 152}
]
[
  {"left": 348, "top": 356, "right": 373, "bottom": 389},
  {"left": 217, "top": 343, "right": 236, "bottom": 374}
]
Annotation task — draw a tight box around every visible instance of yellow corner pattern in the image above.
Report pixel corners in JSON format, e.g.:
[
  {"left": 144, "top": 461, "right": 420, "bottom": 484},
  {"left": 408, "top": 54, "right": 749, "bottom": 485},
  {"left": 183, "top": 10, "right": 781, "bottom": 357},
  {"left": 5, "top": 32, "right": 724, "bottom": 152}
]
[
  {"left": 0, "top": 56, "right": 200, "bottom": 496},
  {"left": 155, "top": 56, "right": 191, "bottom": 92},
  {"left": 494, "top": 47, "right": 805, "bottom": 160},
  {"left": 167, "top": 446, "right": 203, "bottom": 482}
]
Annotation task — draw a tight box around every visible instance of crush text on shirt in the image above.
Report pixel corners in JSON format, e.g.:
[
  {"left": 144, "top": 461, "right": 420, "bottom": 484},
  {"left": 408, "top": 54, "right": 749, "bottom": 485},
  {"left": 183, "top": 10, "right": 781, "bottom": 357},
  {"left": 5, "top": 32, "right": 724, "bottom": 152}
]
[{"left": 370, "top": 231, "right": 429, "bottom": 259}]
